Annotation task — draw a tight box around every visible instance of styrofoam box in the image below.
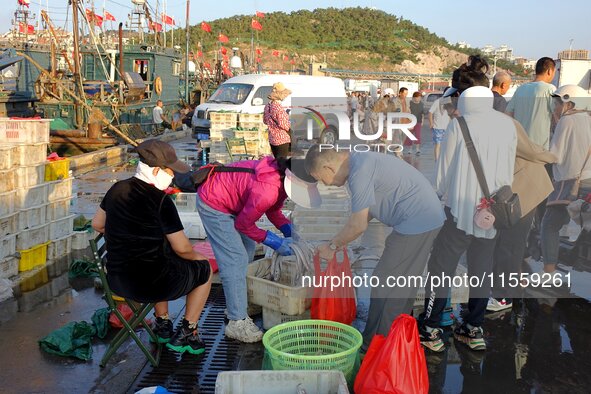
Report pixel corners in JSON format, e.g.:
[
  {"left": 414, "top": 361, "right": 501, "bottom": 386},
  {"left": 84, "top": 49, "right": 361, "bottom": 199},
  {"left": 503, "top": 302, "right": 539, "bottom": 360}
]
[
  {"left": 215, "top": 371, "right": 349, "bottom": 394},
  {"left": 47, "top": 233, "right": 73, "bottom": 260},
  {"left": 0, "top": 118, "right": 51, "bottom": 144},
  {"left": 0, "top": 212, "right": 19, "bottom": 238},
  {"left": 0, "top": 190, "right": 16, "bottom": 217},
  {"left": 16, "top": 183, "right": 48, "bottom": 209},
  {"left": 173, "top": 193, "right": 197, "bottom": 212},
  {"left": 71, "top": 230, "right": 96, "bottom": 250},
  {"left": 246, "top": 258, "right": 311, "bottom": 315},
  {"left": 13, "top": 143, "right": 48, "bottom": 166},
  {"left": 178, "top": 212, "right": 206, "bottom": 239},
  {"left": 49, "top": 214, "right": 75, "bottom": 240},
  {"left": 46, "top": 197, "right": 72, "bottom": 221},
  {"left": 262, "top": 307, "right": 311, "bottom": 330},
  {"left": 16, "top": 223, "right": 49, "bottom": 251},
  {"left": 0, "top": 234, "right": 17, "bottom": 260},
  {"left": 0, "top": 256, "right": 18, "bottom": 279},
  {"left": 0, "top": 145, "right": 18, "bottom": 170},
  {"left": 0, "top": 168, "right": 15, "bottom": 193},
  {"left": 14, "top": 165, "right": 45, "bottom": 188},
  {"left": 19, "top": 204, "right": 47, "bottom": 230},
  {"left": 47, "top": 178, "right": 73, "bottom": 202}
]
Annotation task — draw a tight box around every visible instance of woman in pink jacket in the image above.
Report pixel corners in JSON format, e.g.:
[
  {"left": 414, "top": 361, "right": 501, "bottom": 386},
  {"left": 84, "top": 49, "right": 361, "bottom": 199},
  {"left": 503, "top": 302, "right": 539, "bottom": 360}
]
[{"left": 196, "top": 156, "right": 320, "bottom": 343}]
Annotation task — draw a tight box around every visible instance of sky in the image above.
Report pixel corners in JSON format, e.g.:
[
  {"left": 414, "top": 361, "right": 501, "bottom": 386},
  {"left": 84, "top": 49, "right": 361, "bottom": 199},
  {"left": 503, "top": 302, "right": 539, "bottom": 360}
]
[{"left": 2, "top": 0, "right": 590, "bottom": 60}]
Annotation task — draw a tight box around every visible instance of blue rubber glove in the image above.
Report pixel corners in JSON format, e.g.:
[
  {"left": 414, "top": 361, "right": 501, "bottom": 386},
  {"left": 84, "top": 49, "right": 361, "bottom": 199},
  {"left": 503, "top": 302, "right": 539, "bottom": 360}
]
[
  {"left": 262, "top": 231, "right": 293, "bottom": 256},
  {"left": 279, "top": 223, "right": 293, "bottom": 238}
]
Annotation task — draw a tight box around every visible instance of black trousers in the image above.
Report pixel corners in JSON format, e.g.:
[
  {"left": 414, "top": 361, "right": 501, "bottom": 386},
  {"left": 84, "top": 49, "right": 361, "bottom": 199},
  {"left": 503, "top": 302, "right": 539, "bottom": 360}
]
[
  {"left": 492, "top": 209, "right": 536, "bottom": 301},
  {"left": 270, "top": 143, "right": 291, "bottom": 159},
  {"left": 423, "top": 207, "right": 498, "bottom": 328}
]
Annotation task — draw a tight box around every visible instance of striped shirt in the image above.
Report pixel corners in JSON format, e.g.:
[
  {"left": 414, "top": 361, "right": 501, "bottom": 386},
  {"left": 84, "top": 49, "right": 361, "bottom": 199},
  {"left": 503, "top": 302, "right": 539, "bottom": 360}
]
[{"left": 263, "top": 100, "right": 291, "bottom": 146}]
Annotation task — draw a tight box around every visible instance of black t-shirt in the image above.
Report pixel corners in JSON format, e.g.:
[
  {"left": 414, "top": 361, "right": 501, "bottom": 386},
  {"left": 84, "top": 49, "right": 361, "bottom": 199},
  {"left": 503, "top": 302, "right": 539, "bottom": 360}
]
[
  {"left": 100, "top": 177, "right": 184, "bottom": 275},
  {"left": 410, "top": 101, "right": 424, "bottom": 122},
  {"left": 493, "top": 91, "right": 508, "bottom": 113}
]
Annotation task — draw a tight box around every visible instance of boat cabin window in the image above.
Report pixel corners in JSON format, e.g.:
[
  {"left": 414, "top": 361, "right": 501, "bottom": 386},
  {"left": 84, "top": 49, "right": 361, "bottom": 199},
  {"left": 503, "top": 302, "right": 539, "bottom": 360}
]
[
  {"left": 172, "top": 61, "right": 181, "bottom": 76},
  {"left": 207, "top": 83, "right": 253, "bottom": 105},
  {"left": 134, "top": 59, "right": 149, "bottom": 81},
  {"left": 251, "top": 86, "right": 273, "bottom": 106}
]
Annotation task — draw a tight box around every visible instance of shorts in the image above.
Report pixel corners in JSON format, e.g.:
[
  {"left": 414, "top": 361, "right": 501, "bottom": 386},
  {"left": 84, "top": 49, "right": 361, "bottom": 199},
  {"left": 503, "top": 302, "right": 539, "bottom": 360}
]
[
  {"left": 107, "top": 256, "right": 211, "bottom": 303},
  {"left": 432, "top": 128, "right": 445, "bottom": 144}
]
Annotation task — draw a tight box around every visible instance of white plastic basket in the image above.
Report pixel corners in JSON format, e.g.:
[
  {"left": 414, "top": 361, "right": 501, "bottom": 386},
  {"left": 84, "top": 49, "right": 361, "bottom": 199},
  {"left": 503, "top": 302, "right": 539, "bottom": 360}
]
[
  {"left": 173, "top": 193, "right": 197, "bottom": 212},
  {"left": 0, "top": 256, "right": 18, "bottom": 279},
  {"left": 0, "top": 168, "right": 15, "bottom": 193},
  {"left": 215, "top": 371, "right": 349, "bottom": 394},
  {"left": 71, "top": 230, "right": 96, "bottom": 250},
  {"left": 16, "top": 223, "right": 49, "bottom": 251},
  {"left": 46, "top": 197, "right": 72, "bottom": 221},
  {"left": 262, "top": 307, "right": 311, "bottom": 330},
  {"left": 0, "top": 145, "right": 18, "bottom": 170},
  {"left": 14, "top": 165, "right": 45, "bottom": 188},
  {"left": 47, "top": 177, "right": 73, "bottom": 202},
  {"left": 178, "top": 211, "right": 206, "bottom": 239},
  {"left": 49, "top": 214, "right": 75, "bottom": 240},
  {"left": 47, "top": 233, "right": 73, "bottom": 260},
  {"left": 13, "top": 143, "right": 48, "bottom": 166},
  {"left": 19, "top": 204, "right": 47, "bottom": 230},
  {"left": 0, "top": 234, "right": 17, "bottom": 260},
  {"left": 0, "top": 118, "right": 51, "bottom": 144},
  {"left": 0, "top": 212, "right": 19, "bottom": 238},
  {"left": 15, "top": 183, "right": 48, "bottom": 209},
  {"left": 0, "top": 190, "right": 16, "bottom": 217}
]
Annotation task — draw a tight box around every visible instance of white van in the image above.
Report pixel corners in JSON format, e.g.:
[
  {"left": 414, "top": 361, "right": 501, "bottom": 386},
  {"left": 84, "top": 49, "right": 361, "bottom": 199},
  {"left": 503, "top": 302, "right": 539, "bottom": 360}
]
[{"left": 192, "top": 74, "right": 347, "bottom": 143}]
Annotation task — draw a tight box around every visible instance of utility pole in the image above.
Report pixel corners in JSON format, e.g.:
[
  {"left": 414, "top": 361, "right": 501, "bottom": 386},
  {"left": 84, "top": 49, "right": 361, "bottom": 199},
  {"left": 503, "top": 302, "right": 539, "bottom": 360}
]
[{"left": 185, "top": 0, "right": 190, "bottom": 103}]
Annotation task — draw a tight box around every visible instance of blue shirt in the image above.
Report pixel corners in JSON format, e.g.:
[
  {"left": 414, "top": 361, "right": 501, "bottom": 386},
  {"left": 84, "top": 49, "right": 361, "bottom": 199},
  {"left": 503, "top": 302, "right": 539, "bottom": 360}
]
[{"left": 348, "top": 152, "right": 445, "bottom": 234}]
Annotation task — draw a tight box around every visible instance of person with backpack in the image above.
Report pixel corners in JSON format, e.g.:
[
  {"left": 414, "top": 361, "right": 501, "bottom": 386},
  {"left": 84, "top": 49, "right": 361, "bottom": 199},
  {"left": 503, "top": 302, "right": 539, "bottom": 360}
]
[{"left": 194, "top": 156, "right": 320, "bottom": 343}]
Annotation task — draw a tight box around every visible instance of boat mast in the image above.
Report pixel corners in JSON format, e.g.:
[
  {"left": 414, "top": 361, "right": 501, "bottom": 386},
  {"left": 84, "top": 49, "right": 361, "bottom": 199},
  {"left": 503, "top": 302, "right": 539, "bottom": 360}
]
[
  {"left": 71, "top": 0, "right": 84, "bottom": 129},
  {"left": 185, "top": 0, "right": 190, "bottom": 103}
]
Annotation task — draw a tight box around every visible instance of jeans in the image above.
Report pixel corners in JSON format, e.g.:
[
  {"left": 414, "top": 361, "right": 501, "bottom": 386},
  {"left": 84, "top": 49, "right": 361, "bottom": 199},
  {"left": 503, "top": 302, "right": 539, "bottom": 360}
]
[{"left": 196, "top": 194, "right": 256, "bottom": 321}]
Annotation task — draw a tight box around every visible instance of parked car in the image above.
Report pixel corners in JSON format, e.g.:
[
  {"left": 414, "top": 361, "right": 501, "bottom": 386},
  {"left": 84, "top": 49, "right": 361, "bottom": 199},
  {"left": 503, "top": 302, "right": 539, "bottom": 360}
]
[{"left": 422, "top": 91, "right": 444, "bottom": 115}]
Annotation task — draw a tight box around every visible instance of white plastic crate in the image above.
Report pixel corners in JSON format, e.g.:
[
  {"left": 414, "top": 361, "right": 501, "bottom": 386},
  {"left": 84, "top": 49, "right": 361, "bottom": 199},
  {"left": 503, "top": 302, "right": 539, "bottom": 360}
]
[
  {"left": 16, "top": 223, "right": 49, "bottom": 250},
  {"left": 0, "top": 212, "right": 19, "bottom": 238},
  {"left": 0, "top": 256, "right": 18, "bottom": 279},
  {"left": 215, "top": 371, "right": 349, "bottom": 394},
  {"left": 47, "top": 233, "right": 73, "bottom": 260},
  {"left": 0, "top": 234, "right": 17, "bottom": 260},
  {"left": 15, "top": 183, "right": 48, "bottom": 209},
  {"left": 0, "top": 168, "right": 15, "bottom": 193},
  {"left": 13, "top": 143, "right": 48, "bottom": 166},
  {"left": 49, "top": 214, "right": 75, "bottom": 240},
  {"left": 0, "top": 118, "right": 51, "bottom": 144},
  {"left": 46, "top": 197, "right": 72, "bottom": 221},
  {"left": 178, "top": 212, "right": 206, "bottom": 239},
  {"left": 47, "top": 177, "right": 73, "bottom": 202},
  {"left": 262, "top": 307, "right": 311, "bottom": 330},
  {"left": 14, "top": 165, "right": 45, "bottom": 188},
  {"left": 71, "top": 230, "right": 96, "bottom": 250},
  {"left": 246, "top": 258, "right": 311, "bottom": 315},
  {"left": 19, "top": 204, "right": 47, "bottom": 230},
  {"left": 0, "top": 145, "right": 18, "bottom": 170},
  {"left": 173, "top": 193, "right": 197, "bottom": 212},
  {"left": 0, "top": 190, "right": 16, "bottom": 217}
]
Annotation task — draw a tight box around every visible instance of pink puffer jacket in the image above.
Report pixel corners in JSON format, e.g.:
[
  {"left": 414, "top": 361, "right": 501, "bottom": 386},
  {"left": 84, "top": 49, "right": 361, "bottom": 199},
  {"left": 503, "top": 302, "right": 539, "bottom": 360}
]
[{"left": 197, "top": 156, "right": 290, "bottom": 242}]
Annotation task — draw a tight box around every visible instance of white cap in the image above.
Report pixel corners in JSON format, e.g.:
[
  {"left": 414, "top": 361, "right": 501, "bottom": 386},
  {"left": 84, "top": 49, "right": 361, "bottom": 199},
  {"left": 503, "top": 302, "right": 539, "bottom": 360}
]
[
  {"left": 383, "top": 88, "right": 395, "bottom": 96},
  {"left": 552, "top": 85, "right": 591, "bottom": 110}
]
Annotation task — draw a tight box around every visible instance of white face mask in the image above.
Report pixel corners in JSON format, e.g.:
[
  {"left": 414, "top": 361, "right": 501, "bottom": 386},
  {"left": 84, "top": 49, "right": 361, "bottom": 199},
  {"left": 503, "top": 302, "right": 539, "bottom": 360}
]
[{"left": 135, "top": 161, "right": 174, "bottom": 191}]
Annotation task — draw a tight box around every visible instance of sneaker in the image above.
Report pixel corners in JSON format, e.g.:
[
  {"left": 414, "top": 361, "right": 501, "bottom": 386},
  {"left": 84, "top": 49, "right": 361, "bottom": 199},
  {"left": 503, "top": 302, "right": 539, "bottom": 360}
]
[
  {"left": 166, "top": 320, "right": 206, "bottom": 355},
  {"left": 150, "top": 317, "right": 173, "bottom": 343},
  {"left": 454, "top": 323, "right": 486, "bottom": 351},
  {"left": 486, "top": 298, "right": 512, "bottom": 312},
  {"left": 225, "top": 317, "right": 264, "bottom": 343},
  {"left": 419, "top": 325, "right": 445, "bottom": 352}
]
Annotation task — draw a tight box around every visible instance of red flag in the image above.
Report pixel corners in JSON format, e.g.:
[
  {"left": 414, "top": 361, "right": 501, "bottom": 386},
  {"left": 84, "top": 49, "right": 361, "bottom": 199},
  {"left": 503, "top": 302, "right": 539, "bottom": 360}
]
[
  {"left": 272, "top": 50, "right": 279, "bottom": 57},
  {"left": 283, "top": 55, "right": 289, "bottom": 62},
  {"left": 18, "top": 0, "right": 30, "bottom": 8},
  {"left": 223, "top": 54, "right": 229, "bottom": 62},
  {"left": 85, "top": 9, "right": 103, "bottom": 27},
  {"left": 149, "top": 21, "right": 163, "bottom": 32},
  {"left": 256, "top": 57, "right": 261, "bottom": 63},
  {"left": 220, "top": 47, "right": 227, "bottom": 55},
  {"left": 251, "top": 19, "right": 263, "bottom": 31},
  {"left": 197, "top": 50, "right": 203, "bottom": 58},
  {"left": 104, "top": 10, "right": 116, "bottom": 21},
  {"left": 162, "top": 14, "right": 175, "bottom": 26},
  {"left": 290, "top": 59, "right": 296, "bottom": 65},
  {"left": 218, "top": 33, "right": 229, "bottom": 43},
  {"left": 18, "top": 22, "right": 34, "bottom": 34},
  {"left": 200, "top": 22, "right": 212, "bottom": 33},
  {"left": 223, "top": 66, "right": 233, "bottom": 77},
  {"left": 256, "top": 48, "right": 262, "bottom": 56},
  {"left": 256, "top": 11, "right": 265, "bottom": 18},
  {"left": 203, "top": 62, "right": 212, "bottom": 70}
]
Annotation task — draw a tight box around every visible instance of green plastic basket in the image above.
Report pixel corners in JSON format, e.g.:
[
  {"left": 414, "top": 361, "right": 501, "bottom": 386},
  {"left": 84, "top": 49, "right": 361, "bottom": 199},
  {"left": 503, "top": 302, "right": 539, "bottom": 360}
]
[{"left": 262, "top": 319, "right": 362, "bottom": 382}]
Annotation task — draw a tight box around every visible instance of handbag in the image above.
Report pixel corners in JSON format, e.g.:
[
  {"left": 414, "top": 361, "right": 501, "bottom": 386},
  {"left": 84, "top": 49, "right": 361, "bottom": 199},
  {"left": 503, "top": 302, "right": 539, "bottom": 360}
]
[
  {"left": 547, "top": 149, "right": 591, "bottom": 206},
  {"left": 458, "top": 116, "right": 521, "bottom": 229}
]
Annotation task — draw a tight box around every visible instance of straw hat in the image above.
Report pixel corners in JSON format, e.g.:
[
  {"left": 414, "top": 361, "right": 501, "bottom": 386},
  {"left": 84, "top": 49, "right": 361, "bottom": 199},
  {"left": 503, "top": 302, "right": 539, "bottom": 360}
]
[{"left": 268, "top": 82, "right": 292, "bottom": 101}]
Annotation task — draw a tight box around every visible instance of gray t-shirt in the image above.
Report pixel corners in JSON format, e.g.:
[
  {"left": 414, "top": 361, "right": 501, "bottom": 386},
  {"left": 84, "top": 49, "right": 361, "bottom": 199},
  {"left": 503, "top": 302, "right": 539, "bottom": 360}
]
[{"left": 348, "top": 152, "right": 445, "bottom": 234}]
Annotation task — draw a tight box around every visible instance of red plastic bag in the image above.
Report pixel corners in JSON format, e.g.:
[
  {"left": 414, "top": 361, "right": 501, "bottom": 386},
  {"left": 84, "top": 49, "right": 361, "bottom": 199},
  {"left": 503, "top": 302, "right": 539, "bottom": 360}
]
[
  {"left": 192, "top": 241, "right": 218, "bottom": 273},
  {"left": 108, "top": 304, "right": 134, "bottom": 328},
  {"left": 310, "top": 250, "right": 356, "bottom": 325},
  {"left": 354, "top": 314, "right": 429, "bottom": 394}
]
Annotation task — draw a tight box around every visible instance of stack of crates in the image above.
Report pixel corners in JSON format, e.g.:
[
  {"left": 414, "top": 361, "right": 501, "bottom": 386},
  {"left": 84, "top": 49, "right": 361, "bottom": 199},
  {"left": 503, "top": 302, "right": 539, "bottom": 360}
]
[
  {"left": 0, "top": 118, "right": 74, "bottom": 277},
  {"left": 209, "top": 112, "right": 237, "bottom": 141},
  {"left": 237, "top": 113, "right": 272, "bottom": 157}
]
